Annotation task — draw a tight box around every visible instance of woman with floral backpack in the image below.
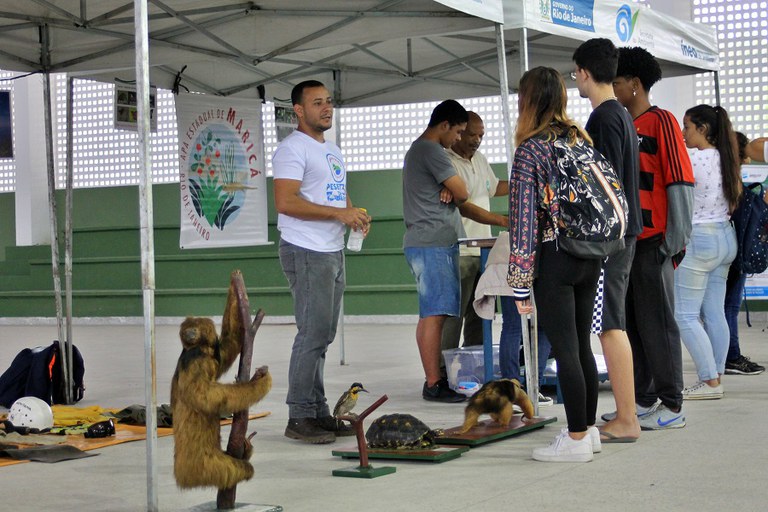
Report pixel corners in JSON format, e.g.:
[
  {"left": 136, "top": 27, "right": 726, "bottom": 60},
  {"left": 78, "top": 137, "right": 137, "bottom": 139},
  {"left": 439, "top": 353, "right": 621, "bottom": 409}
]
[{"left": 507, "top": 67, "right": 627, "bottom": 462}]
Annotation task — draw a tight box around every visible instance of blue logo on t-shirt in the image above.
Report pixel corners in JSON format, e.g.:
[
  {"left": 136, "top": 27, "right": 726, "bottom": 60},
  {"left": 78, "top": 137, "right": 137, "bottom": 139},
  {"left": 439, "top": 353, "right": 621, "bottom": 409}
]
[
  {"left": 326, "top": 153, "right": 346, "bottom": 203},
  {"left": 327, "top": 154, "right": 345, "bottom": 183}
]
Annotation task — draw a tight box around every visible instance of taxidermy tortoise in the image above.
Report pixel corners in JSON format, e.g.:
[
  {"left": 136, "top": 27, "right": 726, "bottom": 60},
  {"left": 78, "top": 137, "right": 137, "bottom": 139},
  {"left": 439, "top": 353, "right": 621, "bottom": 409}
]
[{"left": 365, "top": 413, "right": 442, "bottom": 449}]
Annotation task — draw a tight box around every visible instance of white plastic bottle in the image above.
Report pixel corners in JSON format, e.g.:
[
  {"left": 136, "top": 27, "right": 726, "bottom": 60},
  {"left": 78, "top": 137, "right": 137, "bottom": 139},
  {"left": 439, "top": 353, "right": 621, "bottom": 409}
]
[{"left": 346, "top": 208, "right": 367, "bottom": 252}]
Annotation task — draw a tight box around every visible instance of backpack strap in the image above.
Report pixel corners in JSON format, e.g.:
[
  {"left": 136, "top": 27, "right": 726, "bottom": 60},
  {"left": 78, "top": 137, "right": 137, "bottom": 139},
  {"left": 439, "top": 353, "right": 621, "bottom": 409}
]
[{"left": 742, "top": 284, "right": 752, "bottom": 328}]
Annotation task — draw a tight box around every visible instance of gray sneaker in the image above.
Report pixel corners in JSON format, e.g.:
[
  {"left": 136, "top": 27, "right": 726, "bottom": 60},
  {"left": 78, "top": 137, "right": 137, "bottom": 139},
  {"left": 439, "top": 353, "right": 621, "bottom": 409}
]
[
  {"left": 638, "top": 404, "right": 685, "bottom": 430},
  {"left": 601, "top": 401, "right": 658, "bottom": 422},
  {"left": 538, "top": 393, "right": 554, "bottom": 407}
]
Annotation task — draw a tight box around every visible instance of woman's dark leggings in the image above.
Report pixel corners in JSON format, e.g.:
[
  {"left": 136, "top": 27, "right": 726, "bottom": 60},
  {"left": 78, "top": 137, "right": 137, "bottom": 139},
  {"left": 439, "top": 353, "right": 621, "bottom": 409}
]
[{"left": 534, "top": 241, "right": 602, "bottom": 433}]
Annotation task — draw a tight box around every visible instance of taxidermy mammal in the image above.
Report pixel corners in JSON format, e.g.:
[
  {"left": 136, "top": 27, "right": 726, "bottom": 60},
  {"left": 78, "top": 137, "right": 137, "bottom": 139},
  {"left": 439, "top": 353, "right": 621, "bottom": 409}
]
[
  {"left": 458, "top": 379, "right": 533, "bottom": 434},
  {"left": 171, "top": 283, "right": 272, "bottom": 490}
]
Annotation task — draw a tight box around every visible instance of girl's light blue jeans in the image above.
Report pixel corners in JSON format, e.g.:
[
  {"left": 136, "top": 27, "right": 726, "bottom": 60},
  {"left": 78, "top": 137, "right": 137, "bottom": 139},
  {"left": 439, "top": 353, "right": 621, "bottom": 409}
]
[{"left": 674, "top": 221, "right": 737, "bottom": 382}]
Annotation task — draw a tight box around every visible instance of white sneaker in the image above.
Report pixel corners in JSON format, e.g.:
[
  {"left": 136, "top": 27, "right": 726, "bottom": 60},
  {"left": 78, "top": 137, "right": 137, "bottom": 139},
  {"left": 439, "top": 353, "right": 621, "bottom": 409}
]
[
  {"left": 601, "top": 401, "right": 659, "bottom": 422},
  {"left": 562, "top": 426, "right": 601, "bottom": 453},
  {"left": 533, "top": 430, "right": 593, "bottom": 462},
  {"left": 587, "top": 426, "right": 602, "bottom": 453},
  {"left": 538, "top": 393, "right": 554, "bottom": 407},
  {"left": 682, "top": 381, "right": 723, "bottom": 400}
]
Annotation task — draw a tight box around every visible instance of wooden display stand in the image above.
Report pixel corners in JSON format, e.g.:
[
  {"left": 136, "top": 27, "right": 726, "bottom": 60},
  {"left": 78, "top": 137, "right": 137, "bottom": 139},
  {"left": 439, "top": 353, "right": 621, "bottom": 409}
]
[
  {"left": 332, "top": 444, "right": 469, "bottom": 463},
  {"left": 438, "top": 415, "right": 557, "bottom": 447},
  {"left": 332, "top": 395, "right": 396, "bottom": 479},
  {"left": 187, "top": 504, "right": 282, "bottom": 512},
  {"left": 184, "top": 271, "right": 281, "bottom": 512}
]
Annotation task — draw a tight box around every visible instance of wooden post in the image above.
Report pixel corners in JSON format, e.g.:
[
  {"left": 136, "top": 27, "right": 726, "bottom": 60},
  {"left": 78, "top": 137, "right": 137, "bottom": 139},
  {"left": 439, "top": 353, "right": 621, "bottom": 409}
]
[
  {"left": 217, "top": 271, "right": 265, "bottom": 510},
  {"left": 339, "top": 394, "right": 388, "bottom": 470}
]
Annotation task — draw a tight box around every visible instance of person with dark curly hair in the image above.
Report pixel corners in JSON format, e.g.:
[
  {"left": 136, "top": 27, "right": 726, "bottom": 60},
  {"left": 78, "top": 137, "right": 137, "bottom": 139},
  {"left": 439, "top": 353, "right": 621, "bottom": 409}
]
[{"left": 609, "top": 46, "right": 694, "bottom": 430}]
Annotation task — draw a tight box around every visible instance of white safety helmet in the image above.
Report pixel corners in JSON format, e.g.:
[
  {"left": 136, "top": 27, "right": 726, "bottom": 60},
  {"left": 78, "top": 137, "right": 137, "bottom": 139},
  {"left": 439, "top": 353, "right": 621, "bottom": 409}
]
[{"left": 8, "top": 396, "right": 54, "bottom": 430}]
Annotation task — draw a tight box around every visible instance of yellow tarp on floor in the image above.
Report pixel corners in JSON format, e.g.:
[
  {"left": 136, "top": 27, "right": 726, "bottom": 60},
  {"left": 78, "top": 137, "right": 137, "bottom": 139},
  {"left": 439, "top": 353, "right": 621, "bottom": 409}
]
[{"left": 0, "top": 411, "right": 270, "bottom": 467}]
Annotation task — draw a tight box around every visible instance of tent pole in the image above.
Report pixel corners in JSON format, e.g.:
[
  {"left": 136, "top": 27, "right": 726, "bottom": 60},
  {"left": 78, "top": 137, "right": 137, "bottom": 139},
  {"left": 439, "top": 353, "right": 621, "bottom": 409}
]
[
  {"left": 496, "top": 23, "right": 539, "bottom": 413},
  {"left": 713, "top": 71, "right": 721, "bottom": 106},
  {"left": 132, "top": 1, "right": 158, "bottom": 510},
  {"left": 519, "top": 27, "right": 530, "bottom": 75},
  {"left": 42, "top": 71, "right": 66, "bottom": 382},
  {"left": 63, "top": 75, "right": 75, "bottom": 405},
  {"left": 517, "top": 26, "right": 538, "bottom": 410},
  {"left": 495, "top": 24, "right": 514, "bottom": 167},
  {"left": 334, "top": 69, "right": 347, "bottom": 366}
]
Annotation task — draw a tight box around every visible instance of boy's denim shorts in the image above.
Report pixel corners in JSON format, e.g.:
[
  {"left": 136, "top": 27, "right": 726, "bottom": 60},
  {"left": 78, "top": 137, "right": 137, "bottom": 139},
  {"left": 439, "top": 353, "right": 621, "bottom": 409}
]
[{"left": 404, "top": 245, "right": 461, "bottom": 318}]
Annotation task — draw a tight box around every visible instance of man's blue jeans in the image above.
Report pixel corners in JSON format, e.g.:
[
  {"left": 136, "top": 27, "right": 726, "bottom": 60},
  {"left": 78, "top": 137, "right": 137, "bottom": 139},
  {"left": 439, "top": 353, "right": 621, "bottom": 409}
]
[
  {"left": 279, "top": 239, "right": 345, "bottom": 419},
  {"left": 499, "top": 296, "right": 552, "bottom": 386}
]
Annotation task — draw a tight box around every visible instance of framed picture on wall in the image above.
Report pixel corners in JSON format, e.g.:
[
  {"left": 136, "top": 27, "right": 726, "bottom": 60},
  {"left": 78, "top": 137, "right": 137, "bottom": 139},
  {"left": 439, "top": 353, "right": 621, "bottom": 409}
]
[
  {"left": 114, "top": 83, "right": 157, "bottom": 132},
  {"left": 0, "top": 90, "right": 12, "bottom": 158},
  {"left": 274, "top": 100, "right": 297, "bottom": 142}
]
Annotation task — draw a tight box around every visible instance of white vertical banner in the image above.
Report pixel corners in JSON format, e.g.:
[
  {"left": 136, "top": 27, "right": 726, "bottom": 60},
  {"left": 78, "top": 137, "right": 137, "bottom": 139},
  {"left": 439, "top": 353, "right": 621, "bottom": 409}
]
[{"left": 176, "top": 94, "right": 269, "bottom": 249}]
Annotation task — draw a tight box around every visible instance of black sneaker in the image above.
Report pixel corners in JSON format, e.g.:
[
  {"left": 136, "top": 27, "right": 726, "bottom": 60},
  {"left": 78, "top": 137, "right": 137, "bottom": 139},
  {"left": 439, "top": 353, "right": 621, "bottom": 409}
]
[
  {"left": 285, "top": 418, "right": 336, "bottom": 444},
  {"left": 724, "top": 355, "right": 766, "bottom": 375},
  {"left": 314, "top": 416, "right": 355, "bottom": 437},
  {"left": 422, "top": 379, "right": 467, "bottom": 403}
]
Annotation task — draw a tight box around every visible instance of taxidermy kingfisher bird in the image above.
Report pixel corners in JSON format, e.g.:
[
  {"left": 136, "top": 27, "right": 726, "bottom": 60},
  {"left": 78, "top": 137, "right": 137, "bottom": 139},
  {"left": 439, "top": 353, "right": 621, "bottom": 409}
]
[{"left": 333, "top": 382, "right": 369, "bottom": 418}]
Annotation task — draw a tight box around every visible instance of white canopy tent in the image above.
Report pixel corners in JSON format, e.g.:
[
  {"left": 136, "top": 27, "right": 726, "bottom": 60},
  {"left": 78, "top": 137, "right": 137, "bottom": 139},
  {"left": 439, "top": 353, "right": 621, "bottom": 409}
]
[
  {"left": 0, "top": 1, "right": 719, "bottom": 509},
  {"left": 0, "top": 1, "right": 718, "bottom": 106},
  {"left": 0, "top": 1, "right": 507, "bottom": 104},
  {"left": 0, "top": 2, "right": 509, "bottom": 510},
  {"left": 500, "top": 0, "right": 720, "bottom": 99}
]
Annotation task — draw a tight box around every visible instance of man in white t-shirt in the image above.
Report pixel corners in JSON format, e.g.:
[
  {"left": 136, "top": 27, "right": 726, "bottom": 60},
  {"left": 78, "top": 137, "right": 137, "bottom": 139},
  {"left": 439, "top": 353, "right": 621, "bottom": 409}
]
[
  {"left": 724, "top": 133, "right": 767, "bottom": 376},
  {"left": 745, "top": 137, "right": 768, "bottom": 163},
  {"left": 273, "top": 80, "right": 370, "bottom": 444},
  {"left": 440, "top": 112, "right": 508, "bottom": 357}
]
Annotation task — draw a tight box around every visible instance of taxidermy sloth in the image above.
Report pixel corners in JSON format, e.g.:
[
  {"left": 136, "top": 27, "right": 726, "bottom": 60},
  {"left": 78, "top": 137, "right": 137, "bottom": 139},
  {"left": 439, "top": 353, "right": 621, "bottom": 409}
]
[
  {"left": 171, "top": 288, "right": 272, "bottom": 490},
  {"left": 458, "top": 378, "right": 534, "bottom": 434}
]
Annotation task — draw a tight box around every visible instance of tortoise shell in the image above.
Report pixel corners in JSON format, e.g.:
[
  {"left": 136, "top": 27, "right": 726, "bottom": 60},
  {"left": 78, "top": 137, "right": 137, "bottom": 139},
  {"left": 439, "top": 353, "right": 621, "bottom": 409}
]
[{"left": 365, "top": 413, "right": 440, "bottom": 449}]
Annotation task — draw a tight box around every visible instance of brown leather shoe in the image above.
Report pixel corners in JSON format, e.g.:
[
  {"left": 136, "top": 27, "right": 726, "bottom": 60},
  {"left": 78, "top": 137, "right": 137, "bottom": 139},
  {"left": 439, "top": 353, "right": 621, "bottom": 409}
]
[
  {"left": 284, "top": 418, "right": 335, "bottom": 444},
  {"left": 314, "top": 416, "right": 355, "bottom": 436}
]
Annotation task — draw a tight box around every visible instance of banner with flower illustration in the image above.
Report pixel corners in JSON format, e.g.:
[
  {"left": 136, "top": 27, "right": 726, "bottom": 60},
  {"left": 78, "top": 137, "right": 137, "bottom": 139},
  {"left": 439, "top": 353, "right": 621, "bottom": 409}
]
[{"left": 176, "top": 94, "right": 268, "bottom": 249}]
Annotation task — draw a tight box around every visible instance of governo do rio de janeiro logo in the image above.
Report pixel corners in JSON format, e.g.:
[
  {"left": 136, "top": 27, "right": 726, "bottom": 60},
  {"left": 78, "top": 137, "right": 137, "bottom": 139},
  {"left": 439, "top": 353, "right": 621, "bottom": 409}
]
[{"left": 616, "top": 4, "right": 639, "bottom": 43}]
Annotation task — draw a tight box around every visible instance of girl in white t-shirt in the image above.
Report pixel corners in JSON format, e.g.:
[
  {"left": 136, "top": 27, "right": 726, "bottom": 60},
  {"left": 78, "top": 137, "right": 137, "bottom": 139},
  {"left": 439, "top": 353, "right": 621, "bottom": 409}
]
[{"left": 675, "top": 105, "right": 743, "bottom": 400}]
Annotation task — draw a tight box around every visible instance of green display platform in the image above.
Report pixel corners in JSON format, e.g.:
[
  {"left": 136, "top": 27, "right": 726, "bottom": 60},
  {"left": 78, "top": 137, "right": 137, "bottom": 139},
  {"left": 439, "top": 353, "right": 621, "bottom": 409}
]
[
  {"left": 438, "top": 416, "right": 557, "bottom": 447},
  {"left": 187, "top": 503, "right": 282, "bottom": 511},
  {"left": 332, "top": 464, "right": 397, "bottom": 478},
  {"left": 332, "top": 444, "right": 470, "bottom": 463}
]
